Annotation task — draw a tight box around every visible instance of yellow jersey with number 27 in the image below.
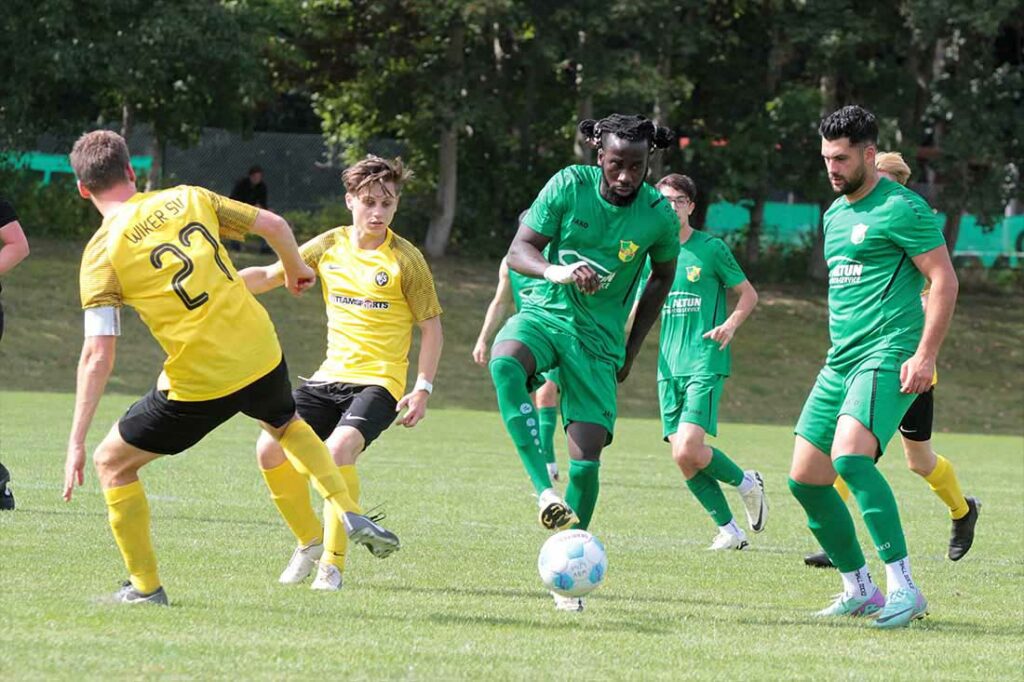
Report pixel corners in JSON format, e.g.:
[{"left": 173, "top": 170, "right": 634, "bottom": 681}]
[{"left": 79, "top": 186, "right": 282, "bottom": 401}]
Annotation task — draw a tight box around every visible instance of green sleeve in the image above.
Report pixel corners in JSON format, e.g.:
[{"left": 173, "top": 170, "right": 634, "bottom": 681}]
[
  {"left": 523, "top": 169, "right": 571, "bottom": 238},
  {"left": 648, "top": 204, "right": 682, "bottom": 263},
  {"left": 889, "top": 194, "right": 945, "bottom": 257},
  {"left": 712, "top": 238, "right": 747, "bottom": 288}
]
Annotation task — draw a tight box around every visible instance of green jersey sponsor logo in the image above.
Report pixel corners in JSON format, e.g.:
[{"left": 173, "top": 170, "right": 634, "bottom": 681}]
[
  {"left": 664, "top": 291, "right": 702, "bottom": 315},
  {"left": 827, "top": 256, "right": 864, "bottom": 288}
]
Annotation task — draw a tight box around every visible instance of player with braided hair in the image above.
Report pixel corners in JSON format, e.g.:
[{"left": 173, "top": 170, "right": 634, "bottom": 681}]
[{"left": 488, "top": 113, "right": 679, "bottom": 611}]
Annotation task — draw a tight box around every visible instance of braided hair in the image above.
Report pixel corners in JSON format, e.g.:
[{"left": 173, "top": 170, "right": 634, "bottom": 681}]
[{"left": 578, "top": 114, "right": 674, "bottom": 151}]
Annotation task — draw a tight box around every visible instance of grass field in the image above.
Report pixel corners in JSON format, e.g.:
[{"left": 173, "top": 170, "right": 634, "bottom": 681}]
[{"left": 1, "top": 392, "right": 1022, "bottom": 680}]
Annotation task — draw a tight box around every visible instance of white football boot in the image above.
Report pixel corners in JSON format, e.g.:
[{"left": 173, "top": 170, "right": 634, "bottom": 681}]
[
  {"left": 708, "top": 527, "right": 750, "bottom": 551},
  {"left": 537, "top": 488, "right": 578, "bottom": 531},
  {"left": 310, "top": 562, "right": 343, "bottom": 591},
  {"left": 551, "top": 591, "right": 584, "bottom": 612},
  {"left": 738, "top": 470, "right": 768, "bottom": 533},
  {"left": 278, "top": 541, "right": 324, "bottom": 584}
]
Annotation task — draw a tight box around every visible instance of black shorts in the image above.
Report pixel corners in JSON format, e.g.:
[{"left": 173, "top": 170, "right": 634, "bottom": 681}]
[
  {"left": 119, "top": 357, "right": 296, "bottom": 455},
  {"left": 293, "top": 381, "right": 398, "bottom": 447},
  {"left": 898, "top": 386, "right": 934, "bottom": 442}
]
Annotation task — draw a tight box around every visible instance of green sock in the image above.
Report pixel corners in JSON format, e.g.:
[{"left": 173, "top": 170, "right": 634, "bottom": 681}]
[
  {"left": 489, "top": 356, "right": 552, "bottom": 495},
  {"left": 565, "top": 459, "right": 600, "bottom": 530},
  {"left": 538, "top": 407, "right": 557, "bottom": 465},
  {"left": 702, "top": 447, "right": 745, "bottom": 487},
  {"left": 685, "top": 471, "right": 734, "bottom": 525},
  {"left": 788, "top": 478, "right": 866, "bottom": 572},
  {"left": 833, "top": 455, "right": 908, "bottom": 563}
]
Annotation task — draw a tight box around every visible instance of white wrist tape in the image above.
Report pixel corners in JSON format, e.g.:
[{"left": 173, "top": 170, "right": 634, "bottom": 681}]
[
  {"left": 414, "top": 378, "right": 433, "bottom": 395},
  {"left": 543, "top": 262, "right": 587, "bottom": 284}
]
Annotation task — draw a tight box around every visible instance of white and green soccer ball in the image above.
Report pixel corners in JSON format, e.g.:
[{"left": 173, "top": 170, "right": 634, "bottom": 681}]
[{"left": 537, "top": 529, "right": 607, "bottom": 597}]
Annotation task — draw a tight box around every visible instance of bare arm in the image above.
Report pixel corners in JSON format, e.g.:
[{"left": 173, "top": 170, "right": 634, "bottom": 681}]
[
  {"left": 248, "top": 210, "right": 315, "bottom": 295},
  {"left": 473, "top": 260, "right": 514, "bottom": 366},
  {"left": 239, "top": 264, "right": 285, "bottom": 295},
  {"left": 507, "top": 222, "right": 600, "bottom": 294},
  {"left": 703, "top": 280, "right": 759, "bottom": 350},
  {"left": 901, "top": 245, "right": 958, "bottom": 393},
  {"left": 0, "top": 219, "right": 30, "bottom": 276},
  {"left": 620, "top": 257, "right": 677, "bottom": 382},
  {"left": 64, "top": 335, "right": 117, "bottom": 501},
  {"left": 397, "top": 316, "right": 444, "bottom": 427}
]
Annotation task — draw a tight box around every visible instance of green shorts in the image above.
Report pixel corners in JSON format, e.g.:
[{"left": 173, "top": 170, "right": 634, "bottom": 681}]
[
  {"left": 494, "top": 313, "right": 617, "bottom": 441},
  {"left": 795, "top": 361, "right": 917, "bottom": 456},
  {"left": 658, "top": 374, "right": 724, "bottom": 439}
]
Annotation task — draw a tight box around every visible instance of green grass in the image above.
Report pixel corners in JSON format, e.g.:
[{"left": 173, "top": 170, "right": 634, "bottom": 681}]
[
  {"left": 0, "top": 239, "right": 1021, "bottom": 434},
  {"left": 1, "top": 392, "right": 1022, "bottom": 679}
]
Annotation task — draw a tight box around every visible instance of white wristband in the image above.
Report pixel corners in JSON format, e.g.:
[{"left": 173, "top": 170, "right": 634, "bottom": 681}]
[{"left": 413, "top": 378, "right": 433, "bottom": 395}]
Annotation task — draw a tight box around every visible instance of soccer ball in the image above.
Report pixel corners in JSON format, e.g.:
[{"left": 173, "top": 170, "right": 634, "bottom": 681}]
[{"left": 537, "top": 529, "right": 607, "bottom": 597}]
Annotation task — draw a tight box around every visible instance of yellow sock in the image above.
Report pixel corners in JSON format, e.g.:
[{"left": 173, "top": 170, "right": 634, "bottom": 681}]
[
  {"left": 323, "top": 465, "right": 361, "bottom": 569},
  {"left": 278, "top": 419, "right": 362, "bottom": 515},
  {"left": 833, "top": 475, "right": 852, "bottom": 503},
  {"left": 924, "top": 454, "right": 969, "bottom": 519},
  {"left": 104, "top": 480, "right": 161, "bottom": 594},
  {"left": 260, "top": 460, "right": 322, "bottom": 547}
]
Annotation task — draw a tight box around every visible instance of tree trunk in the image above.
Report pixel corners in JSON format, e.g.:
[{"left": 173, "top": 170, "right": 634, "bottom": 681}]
[
  {"left": 120, "top": 101, "right": 133, "bottom": 139},
  {"left": 145, "top": 132, "right": 162, "bottom": 191},
  {"left": 424, "top": 124, "right": 458, "bottom": 258},
  {"left": 808, "top": 74, "right": 837, "bottom": 281},
  {"left": 943, "top": 208, "right": 963, "bottom": 255},
  {"left": 574, "top": 93, "right": 594, "bottom": 165}
]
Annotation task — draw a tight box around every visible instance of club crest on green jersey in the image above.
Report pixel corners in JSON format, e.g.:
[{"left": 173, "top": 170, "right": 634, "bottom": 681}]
[
  {"left": 851, "top": 223, "right": 870, "bottom": 245},
  {"left": 686, "top": 265, "right": 702, "bottom": 282},
  {"left": 618, "top": 240, "right": 640, "bottom": 262}
]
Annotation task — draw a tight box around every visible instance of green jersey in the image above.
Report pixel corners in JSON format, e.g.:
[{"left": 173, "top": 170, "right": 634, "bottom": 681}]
[
  {"left": 646, "top": 231, "right": 747, "bottom": 379},
  {"left": 520, "top": 165, "right": 680, "bottom": 364},
  {"left": 823, "top": 177, "right": 945, "bottom": 371}
]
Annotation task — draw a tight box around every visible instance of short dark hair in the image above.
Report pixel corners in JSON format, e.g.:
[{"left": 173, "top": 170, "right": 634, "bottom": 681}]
[
  {"left": 69, "top": 130, "right": 132, "bottom": 193},
  {"left": 819, "top": 105, "right": 878, "bottom": 145},
  {"left": 579, "top": 114, "right": 674, "bottom": 152},
  {"left": 248, "top": 165, "right": 263, "bottom": 175},
  {"left": 656, "top": 173, "right": 697, "bottom": 202}
]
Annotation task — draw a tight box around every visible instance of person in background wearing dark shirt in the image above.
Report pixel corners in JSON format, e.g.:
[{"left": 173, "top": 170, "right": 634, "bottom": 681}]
[
  {"left": 230, "top": 165, "right": 270, "bottom": 252},
  {"left": 0, "top": 197, "right": 31, "bottom": 510},
  {"left": 231, "top": 165, "right": 268, "bottom": 208}
]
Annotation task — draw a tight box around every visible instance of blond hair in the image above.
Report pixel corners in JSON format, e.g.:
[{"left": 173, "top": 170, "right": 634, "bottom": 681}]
[
  {"left": 342, "top": 155, "right": 413, "bottom": 197},
  {"left": 70, "top": 130, "right": 132, "bottom": 192},
  {"left": 876, "top": 151, "right": 911, "bottom": 186}
]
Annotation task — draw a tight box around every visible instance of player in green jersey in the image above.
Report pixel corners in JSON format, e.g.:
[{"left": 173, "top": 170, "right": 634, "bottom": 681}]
[
  {"left": 475, "top": 246, "right": 563, "bottom": 481},
  {"left": 489, "top": 114, "right": 679, "bottom": 611},
  {"left": 788, "top": 106, "right": 959, "bottom": 628},
  {"left": 803, "top": 152, "right": 979, "bottom": 569},
  {"left": 640, "top": 174, "right": 766, "bottom": 551}
]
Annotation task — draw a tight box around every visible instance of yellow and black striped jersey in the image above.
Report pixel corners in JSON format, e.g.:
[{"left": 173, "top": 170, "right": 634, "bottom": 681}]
[
  {"left": 277, "top": 226, "right": 442, "bottom": 399},
  {"left": 79, "top": 185, "right": 282, "bottom": 401}
]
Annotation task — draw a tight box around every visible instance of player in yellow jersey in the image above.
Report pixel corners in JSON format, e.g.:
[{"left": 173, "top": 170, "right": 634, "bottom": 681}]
[
  {"left": 804, "top": 150, "right": 979, "bottom": 569},
  {"left": 240, "top": 155, "right": 443, "bottom": 591},
  {"left": 62, "top": 131, "right": 399, "bottom": 605}
]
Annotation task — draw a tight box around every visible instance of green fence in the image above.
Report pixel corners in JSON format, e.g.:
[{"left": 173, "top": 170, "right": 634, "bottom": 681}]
[
  {"left": 706, "top": 200, "right": 1024, "bottom": 267},
  {"left": 2, "top": 152, "right": 153, "bottom": 184}
]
